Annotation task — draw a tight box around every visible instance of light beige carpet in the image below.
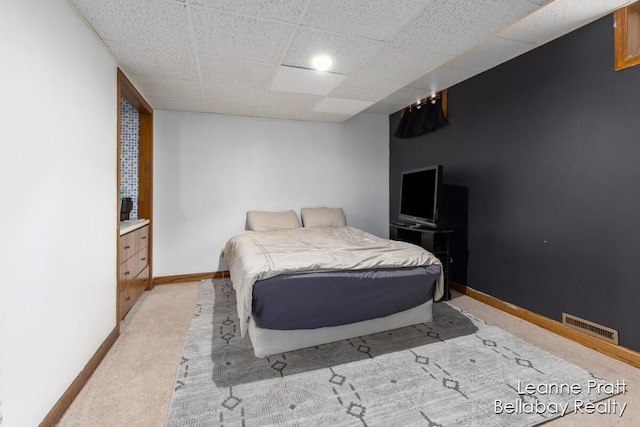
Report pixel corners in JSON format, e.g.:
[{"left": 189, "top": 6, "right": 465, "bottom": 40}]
[
  {"left": 58, "top": 282, "right": 200, "bottom": 427},
  {"left": 58, "top": 282, "right": 639, "bottom": 426}
]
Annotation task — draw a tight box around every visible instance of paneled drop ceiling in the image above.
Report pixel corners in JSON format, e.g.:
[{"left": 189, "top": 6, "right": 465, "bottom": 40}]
[{"left": 69, "top": 0, "right": 631, "bottom": 122}]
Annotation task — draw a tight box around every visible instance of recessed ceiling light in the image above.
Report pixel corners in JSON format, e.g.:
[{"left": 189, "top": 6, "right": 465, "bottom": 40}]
[{"left": 310, "top": 55, "right": 335, "bottom": 71}]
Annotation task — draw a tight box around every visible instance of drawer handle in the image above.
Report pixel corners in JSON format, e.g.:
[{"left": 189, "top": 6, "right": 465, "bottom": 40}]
[
  {"left": 124, "top": 245, "right": 131, "bottom": 250},
  {"left": 141, "top": 257, "right": 146, "bottom": 261},
  {"left": 124, "top": 271, "right": 130, "bottom": 276},
  {"left": 126, "top": 297, "right": 131, "bottom": 301},
  {"left": 141, "top": 236, "right": 147, "bottom": 240}
]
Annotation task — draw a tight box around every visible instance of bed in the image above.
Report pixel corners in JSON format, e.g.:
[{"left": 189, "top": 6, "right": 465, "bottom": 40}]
[{"left": 224, "top": 208, "right": 443, "bottom": 358}]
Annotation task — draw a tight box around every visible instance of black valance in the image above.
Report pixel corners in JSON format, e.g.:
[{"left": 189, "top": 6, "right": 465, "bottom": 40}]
[{"left": 394, "top": 94, "right": 448, "bottom": 139}]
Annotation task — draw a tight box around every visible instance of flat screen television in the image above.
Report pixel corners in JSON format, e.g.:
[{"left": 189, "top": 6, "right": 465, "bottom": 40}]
[{"left": 398, "top": 165, "right": 443, "bottom": 228}]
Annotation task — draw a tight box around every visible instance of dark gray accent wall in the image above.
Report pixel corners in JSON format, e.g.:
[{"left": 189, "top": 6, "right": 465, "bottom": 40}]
[{"left": 389, "top": 15, "right": 640, "bottom": 352}]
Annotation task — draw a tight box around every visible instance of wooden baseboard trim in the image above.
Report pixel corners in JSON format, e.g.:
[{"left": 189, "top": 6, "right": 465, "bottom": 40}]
[
  {"left": 212, "top": 271, "right": 230, "bottom": 279},
  {"left": 40, "top": 326, "right": 120, "bottom": 426},
  {"left": 153, "top": 271, "right": 230, "bottom": 286},
  {"left": 450, "top": 282, "right": 640, "bottom": 369}
]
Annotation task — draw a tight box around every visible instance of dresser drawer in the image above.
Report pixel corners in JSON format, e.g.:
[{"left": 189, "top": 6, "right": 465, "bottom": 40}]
[
  {"left": 119, "top": 255, "right": 138, "bottom": 285},
  {"left": 119, "top": 231, "right": 137, "bottom": 263},
  {"left": 131, "top": 266, "right": 150, "bottom": 303},
  {"left": 118, "top": 281, "right": 133, "bottom": 319},
  {"left": 121, "top": 246, "right": 148, "bottom": 281},
  {"left": 118, "top": 223, "right": 151, "bottom": 320},
  {"left": 136, "top": 225, "right": 149, "bottom": 249},
  {"left": 134, "top": 244, "right": 149, "bottom": 270},
  {"left": 119, "top": 225, "right": 149, "bottom": 263}
]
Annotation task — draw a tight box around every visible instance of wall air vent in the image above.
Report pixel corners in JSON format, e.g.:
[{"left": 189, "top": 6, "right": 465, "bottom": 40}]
[{"left": 562, "top": 313, "right": 619, "bottom": 345}]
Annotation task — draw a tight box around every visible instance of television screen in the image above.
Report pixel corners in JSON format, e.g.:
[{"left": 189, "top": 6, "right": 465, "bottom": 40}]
[{"left": 399, "top": 165, "right": 443, "bottom": 227}]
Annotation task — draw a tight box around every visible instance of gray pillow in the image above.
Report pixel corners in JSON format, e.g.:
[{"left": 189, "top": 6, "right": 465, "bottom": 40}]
[
  {"left": 246, "top": 210, "right": 301, "bottom": 231},
  {"left": 300, "top": 207, "right": 347, "bottom": 227}
]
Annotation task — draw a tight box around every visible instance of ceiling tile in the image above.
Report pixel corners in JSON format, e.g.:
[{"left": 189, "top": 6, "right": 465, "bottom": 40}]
[
  {"left": 270, "top": 66, "right": 346, "bottom": 96},
  {"left": 190, "top": 0, "right": 308, "bottom": 23},
  {"left": 311, "top": 98, "right": 374, "bottom": 115},
  {"left": 71, "top": 0, "right": 192, "bottom": 51},
  {"left": 392, "top": 0, "right": 540, "bottom": 55},
  {"left": 525, "top": 0, "right": 555, "bottom": 5},
  {"left": 198, "top": 55, "right": 276, "bottom": 88},
  {"left": 191, "top": 6, "right": 294, "bottom": 63},
  {"left": 105, "top": 41, "right": 199, "bottom": 81},
  {"left": 302, "top": 0, "right": 431, "bottom": 41},
  {"left": 69, "top": 0, "right": 628, "bottom": 123},
  {"left": 407, "top": 65, "right": 476, "bottom": 93},
  {"left": 499, "top": 0, "right": 632, "bottom": 45},
  {"left": 363, "top": 102, "right": 405, "bottom": 115},
  {"left": 283, "top": 27, "right": 382, "bottom": 75},
  {"left": 132, "top": 76, "right": 203, "bottom": 99},
  {"left": 444, "top": 36, "right": 535, "bottom": 73},
  {"left": 148, "top": 96, "right": 206, "bottom": 113},
  {"left": 330, "top": 75, "right": 406, "bottom": 102},
  {"left": 380, "top": 87, "right": 434, "bottom": 108},
  {"left": 351, "top": 43, "right": 450, "bottom": 83},
  {"left": 301, "top": 111, "right": 353, "bottom": 123},
  {"left": 258, "top": 91, "right": 323, "bottom": 120},
  {"left": 204, "top": 84, "right": 265, "bottom": 117}
]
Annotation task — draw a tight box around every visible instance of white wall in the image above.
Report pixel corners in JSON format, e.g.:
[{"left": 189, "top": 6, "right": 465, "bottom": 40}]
[
  {"left": 154, "top": 111, "right": 389, "bottom": 276},
  {"left": 0, "top": 1, "right": 117, "bottom": 425}
]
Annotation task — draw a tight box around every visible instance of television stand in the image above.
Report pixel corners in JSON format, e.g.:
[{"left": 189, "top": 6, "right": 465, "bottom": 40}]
[
  {"left": 389, "top": 223, "right": 452, "bottom": 301},
  {"left": 390, "top": 221, "right": 434, "bottom": 230},
  {"left": 409, "top": 223, "right": 437, "bottom": 230}
]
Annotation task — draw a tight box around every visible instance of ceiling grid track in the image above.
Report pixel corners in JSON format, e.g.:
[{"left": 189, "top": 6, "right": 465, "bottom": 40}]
[
  {"left": 67, "top": 0, "right": 632, "bottom": 121},
  {"left": 184, "top": 0, "right": 209, "bottom": 114}
]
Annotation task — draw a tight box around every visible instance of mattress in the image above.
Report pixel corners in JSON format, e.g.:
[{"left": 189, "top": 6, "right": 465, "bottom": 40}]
[
  {"left": 225, "top": 226, "right": 444, "bottom": 337},
  {"left": 252, "top": 265, "right": 440, "bottom": 330},
  {"left": 248, "top": 299, "right": 433, "bottom": 358}
]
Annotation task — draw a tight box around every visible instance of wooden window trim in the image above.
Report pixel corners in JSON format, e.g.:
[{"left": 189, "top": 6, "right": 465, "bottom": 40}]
[{"left": 614, "top": 1, "right": 640, "bottom": 71}]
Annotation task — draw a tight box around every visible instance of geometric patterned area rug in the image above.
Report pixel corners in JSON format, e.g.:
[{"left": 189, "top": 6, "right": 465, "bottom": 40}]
[{"left": 166, "top": 279, "right": 618, "bottom": 427}]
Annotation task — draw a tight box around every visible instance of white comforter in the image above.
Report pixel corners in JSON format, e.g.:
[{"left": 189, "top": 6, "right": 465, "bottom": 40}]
[{"left": 224, "top": 226, "right": 443, "bottom": 337}]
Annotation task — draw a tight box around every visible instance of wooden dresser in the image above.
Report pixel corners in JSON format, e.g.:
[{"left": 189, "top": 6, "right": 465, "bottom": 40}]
[{"left": 118, "top": 220, "right": 150, "bottom": 319}]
